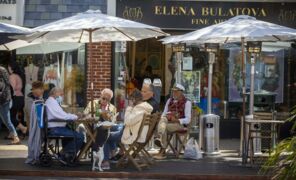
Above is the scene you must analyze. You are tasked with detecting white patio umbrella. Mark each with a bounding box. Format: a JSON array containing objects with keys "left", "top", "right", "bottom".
[
  {"left": 162, "top": 15, "right": 296, "bottom": 163},
  {"left": 14, "top": 9, "right": 168, "bottom": 116},
  {"left": 14, "top": 9, "right": 167, "bottom": 43},
  {"left": 16, "top": 42, "right": 81, "bottom": 54},
  {"left": 0, "top": 39, "right": 32, "bottom": 50},
  {"left": 0, "top": 22, "right": 31, "bottom": 34},
  {"left": 162, "top": 15, "right": 296, "bottom": 114},
  {"left": 163, "top": 15, "right": 296, "bottom": 44},
  {"left": 0, "top": 22, "right": 31, "bottom": 50}
]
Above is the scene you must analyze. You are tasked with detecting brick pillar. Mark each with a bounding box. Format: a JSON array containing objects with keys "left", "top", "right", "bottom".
[{"left": 86, "top": 42, "right": 112, "bottom": 102}]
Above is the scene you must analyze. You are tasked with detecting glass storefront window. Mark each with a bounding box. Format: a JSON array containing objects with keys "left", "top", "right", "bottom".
[
  {"left": 15, "top": 44, "right": 86, "bottom": 111},
  {"left": 113, "top": 42, "right": 128, "bottom": 122}
]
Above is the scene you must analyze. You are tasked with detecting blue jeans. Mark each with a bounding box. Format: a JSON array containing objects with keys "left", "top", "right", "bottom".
[
  {"left": 0, "top": 101, "right": 17, "bottom": 136},
  {"left": 48, "top": 127, "right": 84, "bottom": 154},
  {"left": 104, "top": 123, "right": 124, "bottom": 160}
]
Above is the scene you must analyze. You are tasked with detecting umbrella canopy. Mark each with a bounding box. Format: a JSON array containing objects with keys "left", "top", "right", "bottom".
[
  {"left": 0, "top": 22, "right": 31, "bottom": 34},
  {"left": 161, "top": 15, "right": 296, "bottom": 163},
  {"left": 0, "top": 39, "right": 37, "bottom": 51},
  {"left": 162, "top": 15, "right": 296, "bottom": 44},
  {"left": 13, "top": 9, "right": 168, "bottom": 116},
  {"left": 14, "top": 9, "right": 168, "bottom": 43},
  {"left": 0, "top": 22, "right": 31, "bottom": 48},
  {"left": 16, "top": 42, "right": 81, "bottom": 54}
]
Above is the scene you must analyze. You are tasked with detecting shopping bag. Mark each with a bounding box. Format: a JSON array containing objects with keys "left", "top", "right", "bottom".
[{"left": 183, "top": 137, "right": 203, "bottom": 160}]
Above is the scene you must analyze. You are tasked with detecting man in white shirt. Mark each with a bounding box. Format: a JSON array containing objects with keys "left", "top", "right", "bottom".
[
  {"left": 45, "top": 87, "right": 84, "bottom": 161},
  {"left": 154, "top": 83, "right": 192, "bottom": 159}
]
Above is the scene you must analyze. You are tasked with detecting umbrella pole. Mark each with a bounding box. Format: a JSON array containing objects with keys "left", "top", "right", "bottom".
[
  {"left": 131, "top": 42, "right": 136, "bottom": 78},
  {"left": 241, "top": 37, "right": 248, "bottom": 164},
  {"left": 175, "top": 52, "right": 182, "bottom": 84},
  {"left": 89, "top": 30, "right": 94, "bottom": 117}
]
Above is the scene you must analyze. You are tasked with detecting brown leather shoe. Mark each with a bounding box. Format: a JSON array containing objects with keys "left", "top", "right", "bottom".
[{"left": 154, "top": 153, "right": 167, "bottom": 160}]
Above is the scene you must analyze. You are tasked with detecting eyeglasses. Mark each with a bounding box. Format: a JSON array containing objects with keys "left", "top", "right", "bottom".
[{"left": 101, "top": 97, "right": 110, "bottom": 101}]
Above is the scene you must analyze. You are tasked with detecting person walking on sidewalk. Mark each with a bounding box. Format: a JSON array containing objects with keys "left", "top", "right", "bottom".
[
  {"left": 0, "top": 65, "right": 20, "bottom": 145},
  {"left": 8, "top": 61, "right": 27, "bottom": 139}
]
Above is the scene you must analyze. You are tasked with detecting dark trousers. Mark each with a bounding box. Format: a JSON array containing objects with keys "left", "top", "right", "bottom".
[
  {"left": 48, "top": 127, "right": 84, "bottom": 154},
  {"left": 10, "top": 96, "right": 25, "bottom": 127}
]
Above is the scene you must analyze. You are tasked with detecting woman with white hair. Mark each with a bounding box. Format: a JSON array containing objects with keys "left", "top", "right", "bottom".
[
  {"left": 83, "top": 88, "right": 120, "bottom": 170},
  {"left": 84, "top": 88, "right": 116, "bottom": 116},
  {"left": 45, "top": 87, "right": 84, "bottom": 163}
]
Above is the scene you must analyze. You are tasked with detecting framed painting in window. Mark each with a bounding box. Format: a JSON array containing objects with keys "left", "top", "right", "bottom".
[{"left": 148, "top": 53, "right": 161, "bottom": 70}]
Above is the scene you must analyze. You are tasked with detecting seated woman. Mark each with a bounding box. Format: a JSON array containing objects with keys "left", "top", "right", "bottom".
[
  {"left": 121, "top": 89, "right": 153, "bottom": 145},
  {"left": 45, "top": 87, "right": 84, "bottom": 163}
]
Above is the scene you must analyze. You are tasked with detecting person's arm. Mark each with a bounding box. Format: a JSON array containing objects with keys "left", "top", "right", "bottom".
[
  {"left": 161, "top": 98, "right": 170, "bottom": 117},
  {"left": 9, "top": 75, "right": 17, "bottom": 92},
  {"left": 178, "top": 101, "right": 192, "bottom": 125},
  {"left": 46, "top": 98, "right": 77, "bottom": 121},
  {"left": 83, "top": 101, "right": 92, "bottom": 114}
]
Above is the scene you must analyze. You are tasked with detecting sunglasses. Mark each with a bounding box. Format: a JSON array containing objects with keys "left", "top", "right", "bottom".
[{"left": 101, "top": 97, "right": 110, "bottom": 101}]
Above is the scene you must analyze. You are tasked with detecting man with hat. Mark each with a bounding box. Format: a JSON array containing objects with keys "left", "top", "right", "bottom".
[{"left": 154, "top": 83, "right": 192, "bottom": 159}]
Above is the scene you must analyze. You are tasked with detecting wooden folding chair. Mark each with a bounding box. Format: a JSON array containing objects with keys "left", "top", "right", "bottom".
[
  {"left": 117, "top": 112, "right": 160, "bottom": 171},
  {"left": 166, "top": 110, "right": 197, "bottom": 158},
  {"left": 136, "top": 112, "right": 161, "bottom": 165}
]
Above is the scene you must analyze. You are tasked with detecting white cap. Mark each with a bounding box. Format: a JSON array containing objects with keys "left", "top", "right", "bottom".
[{"left": 172, "top": 83, "right": 185, "bottom": 91}]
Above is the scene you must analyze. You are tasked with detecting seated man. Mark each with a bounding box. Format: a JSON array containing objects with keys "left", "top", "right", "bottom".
[
  {"left": 84, "top": 88, "right": 122, "bottom": 170},
  {"left": 45, "top": 87, "right": 84, "bottom": 162},
  {"left": 154, "top": 83, "right": 192, "bottom": 159},
  {"left": 141, "top": 83, "right": 159, "bottom": 113}
]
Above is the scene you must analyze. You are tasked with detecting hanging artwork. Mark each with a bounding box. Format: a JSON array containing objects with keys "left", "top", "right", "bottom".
[
  {"left": 148, "top": 53, "right": 160, "bottom": 70},
  {"left": 181, "top": 70, "right": 201, "bottom": 103},
  {"left": 228, "top": 48, "right": 284, "bottom": 103}
]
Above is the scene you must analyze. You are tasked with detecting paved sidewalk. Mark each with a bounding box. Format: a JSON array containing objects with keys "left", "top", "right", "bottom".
[{"left": 0, "top": 130, "right": 269, "bottom": 179}]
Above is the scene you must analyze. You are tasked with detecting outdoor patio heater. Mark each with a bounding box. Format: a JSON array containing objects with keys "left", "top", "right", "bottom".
[
  {"left": 199, "top": 43, "right": 220, "bottom": 155},
  {"left": 245, "top": 41, "right": 263, "bottom": 155}
]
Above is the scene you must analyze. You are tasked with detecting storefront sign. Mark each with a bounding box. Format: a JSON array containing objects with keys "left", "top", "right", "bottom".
[
  {"left": 0, "top": 0, "right": 24, "bottom": 25},
  {"left": 116, "top": 0, "right": 296, "bottom": 29}
]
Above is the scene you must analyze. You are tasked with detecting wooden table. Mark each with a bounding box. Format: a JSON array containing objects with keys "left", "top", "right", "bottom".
[
  {"left": 74, "top": 117, "right": 114, "bottom": 161},
  {"left": 74, "top": 117, "right": 99, "bottom": 160}
]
